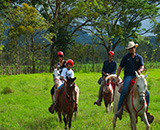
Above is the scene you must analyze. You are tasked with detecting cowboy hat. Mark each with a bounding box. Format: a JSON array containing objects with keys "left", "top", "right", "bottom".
[{"left": 125, "top": 41, "right": 138, "bottom": 49}]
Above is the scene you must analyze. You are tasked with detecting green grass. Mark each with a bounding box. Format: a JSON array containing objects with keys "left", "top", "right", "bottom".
[{"left": 0, "top": 70, "right": 160, "bottom": 130}]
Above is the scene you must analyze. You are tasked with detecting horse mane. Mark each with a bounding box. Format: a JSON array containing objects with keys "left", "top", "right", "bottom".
[
  {"left": 105, "top": 74, "right": 122, "bottom": 82},
  {"left": 133, "top": 79, "right": 138, "bottom": 98}
]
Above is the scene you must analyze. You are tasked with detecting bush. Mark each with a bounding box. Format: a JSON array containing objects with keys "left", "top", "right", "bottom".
[{"left": 1, "top": 87, "right": 14, "bottom": 94}]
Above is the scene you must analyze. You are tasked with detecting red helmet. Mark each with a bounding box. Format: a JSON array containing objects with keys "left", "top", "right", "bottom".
[
  {"left": 108, "top": 51, "right": 114, "bottom": 56},
  {"left": 57, "top": 51, "right": 64, "bottom": 56},
  {"left": 66, "top": 59, "right": 74, "bottom": 67}
]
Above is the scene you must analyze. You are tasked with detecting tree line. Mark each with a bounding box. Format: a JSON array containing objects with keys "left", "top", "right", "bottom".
[{"left": 0, "top": 0, "right": 160, "bottom": 74}]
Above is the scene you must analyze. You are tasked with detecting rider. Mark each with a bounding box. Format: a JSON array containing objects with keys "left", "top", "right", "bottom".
[
  {"left": 53, "top": 59, "right": 78, "bottom": 111},
  {"left": 50, "top": 51, "right": 66, "bottom": 103},
  {"left": 115, "top": 41, "right": 153, "bottom": 122},
  {"left": 94, "top": 51, "right": 117, "bottom": 106}
]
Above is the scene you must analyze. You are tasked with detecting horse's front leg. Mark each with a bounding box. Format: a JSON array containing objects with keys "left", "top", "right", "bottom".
[
  {"left": 63, "top": 114, "right": 68, "bottom": 129},
  {"left": 69, "top": 113, "right": 73, "bottom": 129},
  {"left": 112, "top": 114, "right": 117, "bottom": 130},
  {"left": 130, "top": 113, "right": 137, "bottom": 130},
  {"left": 141, "top": 113, "right": 150, "bottom": 130},
  {"left": 58, "top": 110, "right": 62, "bottom": 123}
]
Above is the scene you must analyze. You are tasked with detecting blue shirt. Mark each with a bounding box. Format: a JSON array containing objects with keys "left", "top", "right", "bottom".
[
  {"left": 102, "top": 60, "right": 117, "bottom": 77},
  {"left": 120, "top": 53, "right": 144, "bottom": 76}
]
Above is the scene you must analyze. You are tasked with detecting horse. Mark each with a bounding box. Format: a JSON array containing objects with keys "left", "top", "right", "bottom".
[
  {"left": 113, "top": 71, "right": 150, "bottom": 130},
  {"left": 52, "top": 68, "right": 79, "bottom": 118},
  {"left": 103, "top": 74, "right": 122, "bottom": 113},
  {"left": 52, "top": 68, "right": 62, "bottom": 104},
  {"left": 58, "top": 77, "right": 76, "bottom": 129}
]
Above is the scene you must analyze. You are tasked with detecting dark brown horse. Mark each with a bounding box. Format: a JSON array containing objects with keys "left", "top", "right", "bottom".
[{"left": 58, "top": 77, "right": 76, "bottom": 129}]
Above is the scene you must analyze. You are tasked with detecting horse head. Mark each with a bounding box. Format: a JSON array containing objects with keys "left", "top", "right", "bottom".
[
  {"left": 103, "top": 77, "right": 112, "bottom": 93},
  {"left": 66, "top": 77, "right": 76, "bottom": 103},
  {"left": 135, "top": 71, "right": 148, "bottom": 105},
  {"left": 53, "top": 68, "right": 61, "bottom": 87}
]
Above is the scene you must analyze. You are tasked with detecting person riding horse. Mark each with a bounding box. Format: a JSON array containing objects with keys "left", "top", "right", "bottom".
[
  {"left": 115, "top": 41, "right": 153, "bottom": 123},
  {"left": 94, "top": 51, "right": 117, "bottom": 106},
  {"left": 50, "top": 51, "right": 66, "bottom": 103},
  {"left": 53, "top": 59, "right": 78, "bottom": 112}
]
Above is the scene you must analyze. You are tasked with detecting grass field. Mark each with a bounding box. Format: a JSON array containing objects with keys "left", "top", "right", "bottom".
[{"left": 0, "top": 69, "right": 160, "bottom": 130}]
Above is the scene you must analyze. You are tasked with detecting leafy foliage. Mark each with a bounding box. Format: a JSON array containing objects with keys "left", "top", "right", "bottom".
[
  {"left": 1, "top": 87, "right": 14, "bottom": 94},
  {"left": 82, "top": 0, "right": 160, "bottom": 52}
]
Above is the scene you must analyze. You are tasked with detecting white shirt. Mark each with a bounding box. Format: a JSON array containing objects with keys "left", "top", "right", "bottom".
[{"left": 61, "top": 68, "right": 74, "bottom": 83}]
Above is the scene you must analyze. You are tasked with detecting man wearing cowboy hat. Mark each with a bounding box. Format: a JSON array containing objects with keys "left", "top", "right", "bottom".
[{"left": 115, "top": 41, "right": 153, "bottom": 123}]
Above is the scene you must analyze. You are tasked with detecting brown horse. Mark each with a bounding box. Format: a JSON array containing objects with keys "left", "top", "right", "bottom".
[
  {"left": 103, "top": 74, "right": 122, "bottom": 113},
  {"left": 58, "top": 77, "right": 76, "bottom": 129}
]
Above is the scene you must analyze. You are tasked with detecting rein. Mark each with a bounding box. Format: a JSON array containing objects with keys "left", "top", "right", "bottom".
[
  {"left": 54, "top": 78, "right": 60, "bottom": 82},
  {"left": 64, "top": 87, "right": 71, "bottom": 113},
  {"left": 131, "top": 86, "right": 147, "bottom": 118}
]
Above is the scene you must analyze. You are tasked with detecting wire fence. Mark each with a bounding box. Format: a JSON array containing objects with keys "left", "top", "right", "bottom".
[{"left": 0, "top": 62, "right": 159, "bottom": 75}]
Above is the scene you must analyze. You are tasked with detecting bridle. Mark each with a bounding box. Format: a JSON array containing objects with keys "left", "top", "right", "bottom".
[
  {"left": 131, "top": 79, "right": 147, "bottom": 118},
  {"left": 64, "top": 86, "right": 75, "bottom": 113}
]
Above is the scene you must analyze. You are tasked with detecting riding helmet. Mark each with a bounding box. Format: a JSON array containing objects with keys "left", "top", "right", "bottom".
[
  {"left": 66, "top": 59, "right": 74, "bottom": 67},
  {"left": 57, "top": 51, "right": 64, "bottom": 56},
  {"left": 108, "top": 51, "right": 114, "bottom": 57}
]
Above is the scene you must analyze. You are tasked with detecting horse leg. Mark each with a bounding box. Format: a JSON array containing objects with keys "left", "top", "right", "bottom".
[
  {"left": 108, "top": 103, "right": 112, "bottom": 113},
  {"left": 129, "top": 114, "right": 134, "bottom": 130},
  {"left": 63, "top": 114, "right": 68, "bottom": 129},
  {"left": 58, "top": 110, "right": 62, "bottom": 123},
  {"left": 74, "top": 111, "right": 77, "bottom": 120},
  {"left": 69, "top": 113, "right": 73, "bottom": 129},
  {"left": 130, "top": 113, "right": 137, "bottom": 130},
  {"left": 141, "top": 113, "right": 150, "bottom": 130},
  {"left": 112, "top": 114, "right": 117, "bottom": 130}
]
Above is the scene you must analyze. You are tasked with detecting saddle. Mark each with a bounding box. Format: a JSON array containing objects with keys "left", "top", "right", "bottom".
[{"left": 118, "top": 77, "right": 136, "bottom": 93}]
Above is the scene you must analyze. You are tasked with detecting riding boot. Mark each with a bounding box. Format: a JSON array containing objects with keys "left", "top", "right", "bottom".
[
  {"left": 146, "top": 112, "right": 154, "bottom": 124},
  {"left": 94, "top": 84, "right": 103, "bottom": 106},
  {"left": 115, "top": 107, "right": 123, "bottom": 120},
  {"left": 54, "top": 89, "right": 61, "bottom": 112},
  {"left": 48, "top": 104, "right": 54, "bottom": 114}
]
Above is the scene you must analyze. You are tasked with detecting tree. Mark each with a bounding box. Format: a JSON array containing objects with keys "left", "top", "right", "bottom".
[
  {"left": 5, "top": 3, "right": 53, "bottom": 73},
  {"left": 82, "top": 0, "right": 160, "bottom": 53},
  {"left": 4, "top": 0, "right": 96, "bottom": 70}
]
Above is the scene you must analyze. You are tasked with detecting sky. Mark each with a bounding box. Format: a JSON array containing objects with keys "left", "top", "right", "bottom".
[{"left": 141, "top": 19, "right": 155, "bottom": 36}]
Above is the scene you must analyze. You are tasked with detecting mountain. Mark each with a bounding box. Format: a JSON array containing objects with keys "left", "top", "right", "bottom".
[{"left": 74, "top": 30, "right": 159, "bottom": 50}]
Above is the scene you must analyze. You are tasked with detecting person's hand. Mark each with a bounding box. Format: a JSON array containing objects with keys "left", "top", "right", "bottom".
[
  {"left": 137, "top": 70, "right": 142, "bottom": 75},
  {"left": 102, "top": 76, "right": 105, "bottom": 79}
]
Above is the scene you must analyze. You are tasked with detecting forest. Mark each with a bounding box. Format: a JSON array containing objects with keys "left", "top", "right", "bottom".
[{"left": 0, "top": 0, "right": 160, "bottom": 74}]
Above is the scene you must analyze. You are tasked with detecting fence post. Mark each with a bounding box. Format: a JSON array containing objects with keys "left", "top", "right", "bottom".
[{"left": 3, "top": 66, "right": 5, "bottom": 75}]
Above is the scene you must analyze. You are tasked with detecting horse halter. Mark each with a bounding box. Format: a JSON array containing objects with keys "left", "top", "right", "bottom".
[
  {"left": 137, "top": 79, "right": 146, "bottom": 105},
  {"left": 65, "top": 87, "right": 75, "bottom": 104}
]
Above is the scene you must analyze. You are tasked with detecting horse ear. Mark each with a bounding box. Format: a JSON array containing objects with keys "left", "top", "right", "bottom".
[
  {"left": 135, "top": 71, "right": 139, "bottom": 78},
  {"left": 144, "top": 72, "right": 149, "bottom": 79}
]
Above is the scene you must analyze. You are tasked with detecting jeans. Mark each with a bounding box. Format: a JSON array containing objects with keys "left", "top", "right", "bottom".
[
  {"left": 117, "top": 75, "right": 150, "bottom": 111},
  {"left": 57, "top": 83, "right": 64, "bottom": 89}
]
